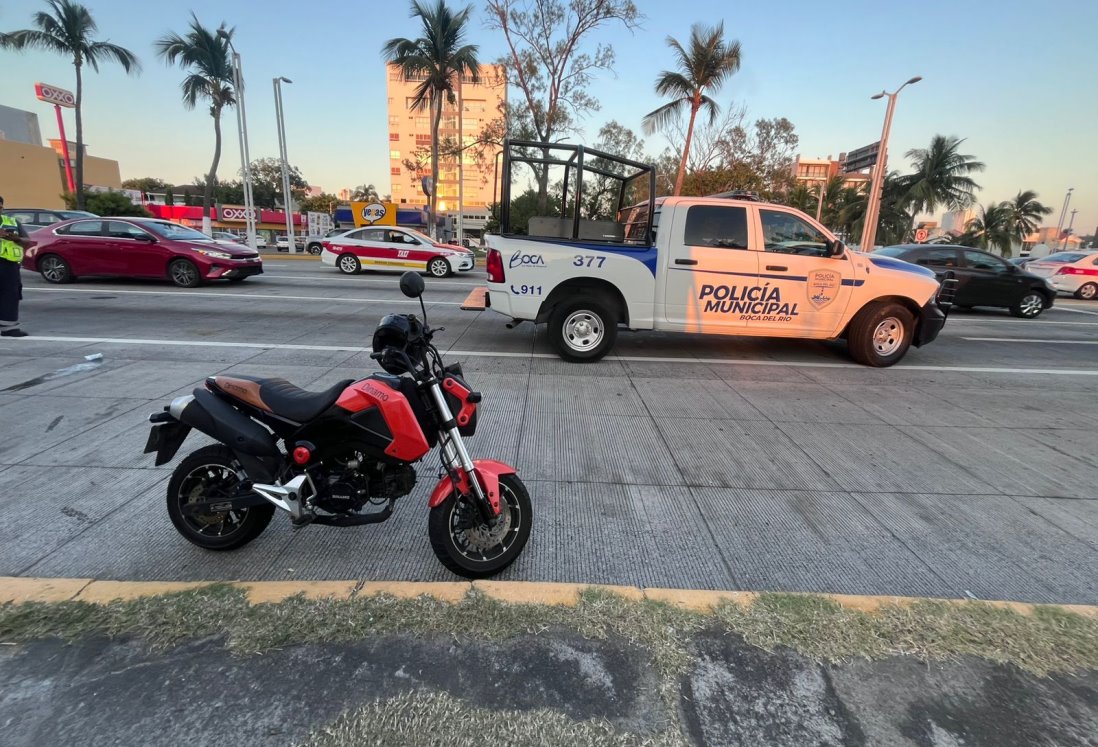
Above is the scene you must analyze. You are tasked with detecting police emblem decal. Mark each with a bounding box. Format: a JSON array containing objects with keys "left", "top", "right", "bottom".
[{"left": 807, "top": 269, "right": 841, "bottom": 310}]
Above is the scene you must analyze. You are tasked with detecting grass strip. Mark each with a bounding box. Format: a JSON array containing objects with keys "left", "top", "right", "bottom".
[{"left": 0, "top": 585, "right": 1094, "bottom": 677}]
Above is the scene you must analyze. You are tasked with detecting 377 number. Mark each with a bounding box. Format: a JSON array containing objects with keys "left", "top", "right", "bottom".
[{"left": 573, "top": 255, "right": 606, "bottom": 268}]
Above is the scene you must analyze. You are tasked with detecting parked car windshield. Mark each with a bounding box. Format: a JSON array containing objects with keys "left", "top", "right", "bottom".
[
  {"left": 144, "top": 221, "right": 212, "bottom": 241},
  {"left": 59, "top": 210, "right": 98, "bottom": 219}
]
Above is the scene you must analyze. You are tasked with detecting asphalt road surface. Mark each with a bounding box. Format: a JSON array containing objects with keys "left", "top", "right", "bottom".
[{"left": 2, "top": 258, "right": 1096, "bottom": 603}]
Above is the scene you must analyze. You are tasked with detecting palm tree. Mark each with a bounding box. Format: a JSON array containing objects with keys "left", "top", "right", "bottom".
[
  {"left": 156, "top": 15, "right": 236, "bottom": 234},
  {"left": 900, "top": 135, "right": 984, "bottom": 215},
  {"left": 841, "top": 173, "right": 913, "bottom": 247},
  {"left": 785, "top": 183, "right": 816, "bottom": 213},
  {"left": 351, "top": 184, "right": 381, "bottom": 202},
  {"left": 1, "top": 0, "right": 140, "bottom": 210},
  {"left": 1003, "top": 189, "right": 1052, "bottom": 249},
  {"left": 384, "top": 0, "right": 479, "bottom": 237},
  {"left": 642, "top": 23, "right": 742, "bottom": 196},
  {"left": 965, "top": 203, "right": 1013, "bottom": 256}
]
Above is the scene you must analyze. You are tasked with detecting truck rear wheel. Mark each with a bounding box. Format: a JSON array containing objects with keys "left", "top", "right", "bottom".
[
  {"left": 847, "top": 302, "right": 914, "bottom": 367},
  {"left": 549, "top": 297, "right": 618, "bottom": 362}
]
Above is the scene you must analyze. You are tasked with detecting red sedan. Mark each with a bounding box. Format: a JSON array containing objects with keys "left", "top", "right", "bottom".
[{"left": 21, "top": 217, "right": 263, "bottom": 287}]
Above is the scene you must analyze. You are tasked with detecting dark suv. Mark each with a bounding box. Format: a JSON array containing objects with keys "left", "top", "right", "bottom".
[
  {"left": 5, "top": 208, "right": 97, "bottom": 230},
  {"left": 877, "top": 244, "right": 1055, "bottom": 318}
]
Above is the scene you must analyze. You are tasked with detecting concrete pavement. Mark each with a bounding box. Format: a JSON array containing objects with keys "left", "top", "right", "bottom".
[{"left": 1, "top": 261, "right": 1096, "bottom": 603}]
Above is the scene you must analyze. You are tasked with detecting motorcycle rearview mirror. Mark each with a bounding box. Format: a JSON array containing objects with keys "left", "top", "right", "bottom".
[{"left": 400, "top": 271, "right": 425, "bottom": 299}]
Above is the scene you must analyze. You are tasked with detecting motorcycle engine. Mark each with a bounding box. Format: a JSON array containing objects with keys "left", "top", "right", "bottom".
[{"left": 312, "top": 455, "right": 417, "bottom": 515}]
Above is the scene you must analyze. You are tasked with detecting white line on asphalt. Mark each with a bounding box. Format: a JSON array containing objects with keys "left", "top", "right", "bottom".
[
  {"left": 1050, "top": 305, "right": 1098, "bottom": 316},
  {"left": 949, "top": 318, "right": 1098, "bottom": 327},
  {"left": 962, "top": 337, "right": 1098, "bottom": 345},
  {"left": 23, "top": 287, "right": 461, "bottom": 305},
  {"left": 11, "top": 336, "right": 1098, "bottom": 376},
  {"left": 257, "top": 274, "right": 482, "bottom": 289}
]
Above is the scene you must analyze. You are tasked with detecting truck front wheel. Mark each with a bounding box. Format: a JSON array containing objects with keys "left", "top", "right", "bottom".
[
  {"left": 549, "top": 297, "right": 618, "bottom": 362},
  {"left": 847, "top": 302, "right": 915, "bottom": 367}
]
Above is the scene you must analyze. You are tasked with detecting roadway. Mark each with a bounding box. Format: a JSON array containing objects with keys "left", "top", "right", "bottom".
[{"left": 1, "top": 258, "right": 1096, "bottom": 603}]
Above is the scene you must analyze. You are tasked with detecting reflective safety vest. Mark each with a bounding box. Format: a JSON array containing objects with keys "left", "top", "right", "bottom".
[{"left": 0, "top": 215, "right": 22, "bottom": 263}]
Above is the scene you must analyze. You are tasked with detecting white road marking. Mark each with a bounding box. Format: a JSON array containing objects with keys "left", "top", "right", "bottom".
[
  {"left": 962, "top": 337, "right": 1098, "bottom": 345},
  {"left": 949, "top": 318, "right": 1098, "bottom": 327},
  {"left": 23, "top": 287, "right": 461, "bottom": 305},
  {"left": 1050, "top": 305, "right": 1098, "bottom": 316},
  {"left": 10, "top": 336, "right": 1098, "bottom": 376},
  {"left": 257, "top": 274, "right": 483, "bottom": 289}
]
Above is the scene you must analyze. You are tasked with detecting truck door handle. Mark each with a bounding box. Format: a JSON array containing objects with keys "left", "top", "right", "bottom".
[
  {"left": 765, "top": 265, "right": 788, "bottom": 271},
  {"left": 675, "top": 258, "right": 698, "bottom": 266}
]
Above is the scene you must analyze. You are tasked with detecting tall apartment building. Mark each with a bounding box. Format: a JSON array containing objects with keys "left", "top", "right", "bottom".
[
  {"left": 385, "top": 62, "right": 506, "bottom": 210},
  {"left": 791, "top": 154, "right": 871, "bottom": 191}
]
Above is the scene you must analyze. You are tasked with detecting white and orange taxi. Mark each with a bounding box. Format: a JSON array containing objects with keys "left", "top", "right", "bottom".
[{"left": 321, "top": 226, "right": 474, "bottom": 277}]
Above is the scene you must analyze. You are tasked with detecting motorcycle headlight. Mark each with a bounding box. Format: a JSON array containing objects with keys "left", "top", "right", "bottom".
[{"left": 195, "top": 248, "right": 232, "bottom": 260}]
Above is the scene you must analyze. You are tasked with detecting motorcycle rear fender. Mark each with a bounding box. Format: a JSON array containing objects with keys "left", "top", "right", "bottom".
[{"left": 428, "top": 459, "right": 518, "bottom": 515}]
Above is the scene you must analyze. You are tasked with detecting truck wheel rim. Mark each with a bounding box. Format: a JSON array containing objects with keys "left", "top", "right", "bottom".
[
  {"left": 563, "top": 310, "right": 604, "bottom": 352},
  {"left": 339, "top": 256, "right": 357, "bottom": 273},
  {"left": 1019, "top": 294, "right": 1043, "bottom": 316},
  {"left": 871, "top": 317, "right": 904, "bottom": 356}
]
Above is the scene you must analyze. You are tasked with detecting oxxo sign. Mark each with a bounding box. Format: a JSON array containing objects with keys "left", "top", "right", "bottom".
[
  {"left": 220, "top": 206, "right": 257, "bottom": 222},
  {"left": 34, "top": 82, "right": 76, "bottom": 108}
]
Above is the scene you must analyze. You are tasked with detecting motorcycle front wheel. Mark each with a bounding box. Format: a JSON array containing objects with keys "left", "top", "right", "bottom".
[
  {"left": 428, "top": 473, "right": 532, "bottom": 578},
  {"left": 166, "top": 445, "right": 275, "bottom": 551}
]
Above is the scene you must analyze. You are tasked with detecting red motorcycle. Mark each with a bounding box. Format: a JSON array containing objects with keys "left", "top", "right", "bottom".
[{"left": 144, "top": 272, "right": 531, "bottom": 578}]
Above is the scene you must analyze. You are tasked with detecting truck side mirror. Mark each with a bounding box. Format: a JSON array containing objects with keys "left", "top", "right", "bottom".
[{"left": 827, "top": 239, "right": 845, "bottom": 257}]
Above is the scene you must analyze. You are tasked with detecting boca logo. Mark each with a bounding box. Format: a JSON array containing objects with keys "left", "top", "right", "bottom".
[
  {"left": 807, "top": 269, "right": 841, "bottom": 310},
  {"left": 509, "top": 251, "right": 545, "bottom": 269}
]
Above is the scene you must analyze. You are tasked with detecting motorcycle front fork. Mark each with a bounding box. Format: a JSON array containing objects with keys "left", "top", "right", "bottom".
[{"left": 427, "top": 379, "right": 495, "bottom": 522}]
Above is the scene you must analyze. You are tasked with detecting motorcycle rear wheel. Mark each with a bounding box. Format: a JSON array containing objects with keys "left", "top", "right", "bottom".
[
  {"left": 166, "top": 445, "right": 274, "bottom": 551},
  {"left": 428, "top": 474, "right": 532, "bottom": 578}
]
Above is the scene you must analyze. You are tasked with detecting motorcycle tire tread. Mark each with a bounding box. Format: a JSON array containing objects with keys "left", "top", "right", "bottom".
[
  {"left": 166, "top": 445, "right": 275, "bottom": 551},
  {"left": 427, "top": 473, "right": 532, "bottom": 579}
]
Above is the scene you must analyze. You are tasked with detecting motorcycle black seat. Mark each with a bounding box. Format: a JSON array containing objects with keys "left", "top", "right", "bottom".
[{"left": 209, "top": 375, "right": 354, "bottom": 423}]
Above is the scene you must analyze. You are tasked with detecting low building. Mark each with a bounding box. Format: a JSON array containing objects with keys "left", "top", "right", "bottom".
[
  {"left": 145, "top": 204, "right": 305, "bottom": 243},
  {"left": 0, "top": 104, "right": 121, "bottom": 208}
]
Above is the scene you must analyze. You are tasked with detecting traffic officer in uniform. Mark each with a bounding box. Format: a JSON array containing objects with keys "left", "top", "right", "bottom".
[{"left": 0, "top": 195, "right": 35, "bottom": 337}]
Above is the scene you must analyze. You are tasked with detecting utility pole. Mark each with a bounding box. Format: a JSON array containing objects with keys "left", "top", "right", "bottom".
[
  {"left": 1063, "top": 208, "right": 1078, "bottom": 250},
  {"left": 220, "top": 30, "right": 257, "bottom": 250},
  {"left": 274, "top": 76, "right": 295, "bottom": 252},
  {"left": 859, "top": 76, "right": 922, "bottom": 252}
]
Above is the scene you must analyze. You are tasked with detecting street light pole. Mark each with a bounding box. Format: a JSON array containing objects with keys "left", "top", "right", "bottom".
[
  {"left": 1064, "top": 208, "right": 1078, "bottom": 250},
  {"left": 220, "top": 30, "right": 257, "bottom": 250},
  {"left": 1054, "top": 187, "right": 1074, "bottom": 250},
  {"left": 274, "top": 77, "right": 295, "bottom": 253},
  {"left": 859, "top": 76, "right": 921, "bottom": 252},
  {"left": 457, "top": 74, "right": 464, "bottom": 247}
]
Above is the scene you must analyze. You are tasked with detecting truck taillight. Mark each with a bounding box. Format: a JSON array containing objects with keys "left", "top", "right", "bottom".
[{"left": 486, "top": 248, "right": 505, "bottom": 282}]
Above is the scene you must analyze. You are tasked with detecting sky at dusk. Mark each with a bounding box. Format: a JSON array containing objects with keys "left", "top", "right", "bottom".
[{"left": 1, "top": 0, "right": 1095, "bottom": 234}]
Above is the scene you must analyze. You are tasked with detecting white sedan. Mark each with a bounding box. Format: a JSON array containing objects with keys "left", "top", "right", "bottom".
[
  {"left": 320, "top": 226, "right": 475, "bottom": 277},
  {"left": 1025, "top": 250, "right": 1098, "bottom": 300}
]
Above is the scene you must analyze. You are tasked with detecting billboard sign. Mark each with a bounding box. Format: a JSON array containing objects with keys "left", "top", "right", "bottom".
[
  {"left": 352, "top": 201, "right": 397, "bottom": 227},
  {"left": 34, "top": 82, "right": 76, "bottom": 108},
  {"left": 843, "top": 141, "right": 880, "bottom": 173},
  {"left": 307, "top": 211, "right": 332, "bottom": 236},
  {"left": 219, "top": 205, "right": 258, "bottom": 222}
]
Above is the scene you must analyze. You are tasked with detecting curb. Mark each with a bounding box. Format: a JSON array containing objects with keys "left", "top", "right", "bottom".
[
  {"left": 1, "top": 577, "right": 1095, "bottom": 617},
  {"left": 260, "top": 253, "right": 318, "bottom": 261}
]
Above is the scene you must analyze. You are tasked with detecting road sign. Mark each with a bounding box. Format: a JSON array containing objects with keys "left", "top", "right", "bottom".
[
  {"left": 914, "top": 228, "right": 929, "bottom": 242},
  {"left": 843, "top": 142, "right": 880, "bottom": 173}
]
